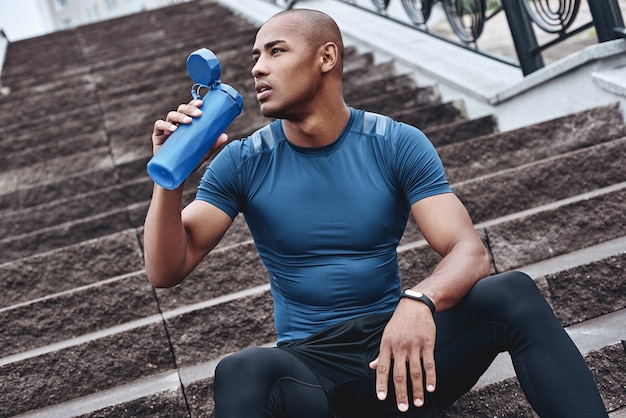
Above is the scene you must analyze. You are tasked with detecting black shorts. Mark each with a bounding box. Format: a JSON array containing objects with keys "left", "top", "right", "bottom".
[{"left": 278, "top": 311, "right": 412, "bottom": 417}]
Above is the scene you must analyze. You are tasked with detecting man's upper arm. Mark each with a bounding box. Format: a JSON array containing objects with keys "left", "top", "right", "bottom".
[
  {"left": 181, "top": 199, "right": 233, "bottom": 266},
  {"left": 409, "top": 192, "right": 491, "bottom": 309},
  {"left": 410, "top": 193, "right": 480, "bottom": 257}
]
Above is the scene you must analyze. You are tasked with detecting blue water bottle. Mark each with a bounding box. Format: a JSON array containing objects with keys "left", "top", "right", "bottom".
[{"left": 147, "top": 48, "right": 244, "bottom": 190}]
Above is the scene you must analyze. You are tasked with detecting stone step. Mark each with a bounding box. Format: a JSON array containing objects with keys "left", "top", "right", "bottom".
[
  {"left": 0, "top": 213, "right": 251, "bottom": 310},
  {"left": 0, "top": 103, "right": 104, "bottom": 155},
  {"left": 483, "top": 184, "right": 626, "bottom": 272},
  {"left": 439, "top": 103, "right": 626, "bottom": 183},
  {"left": 0, "top": 321, "right": 176, "bottom": 418},
  {"left": 352, "top": 63, "right": 409, "bottom": 94},
  {"left": 537, "top": 246, "right": 626, "bottom": 328},
  {"left": 389, "top": 99, "right": 468, "bottom": 129},
  {"left": 423, "top": 114, "right": 499, "bottom": 147},
  {"left": 0, "top": 147, "right": 114, "bottom": 196},
  {"left": 455, "top": 135, "right": 626, "bottom": 224},
  {"left": 0, "top": 271, "right": 157, "bottom": 358},
  {"left": 0, "top": 74, "right": 100, "bottom": 143},
  {"left": 18, "top": 374, "right": 189, "bottom": 418},
  {"left": 0, "top": 178, "right": 153, "bottom": 239},
  {"left": 0, "top": 164, "right": 119, "bottom": 213},
  {"left": 0, "top": 240, "right": 265, "bottom": 359},
  {"left": 0, "top": 2, "right": 250, "bottom": 86},
  {"left": 611, "top": 407, "right": 626, "bottom": 418},
  {"left": 353, "top": 88, "right": 453, "bottom": 119},
  {"left": 343, "top": 72, "right": 426, "bottom": 102},
  {"left": 0, "top": 30, "right": 89, "bottom": 85},
  {"left": 0, "top": 229, "right": 143, "bottom": 311},
  {"left": 0, "top": 129, "right": 108, "bottom": 173}
]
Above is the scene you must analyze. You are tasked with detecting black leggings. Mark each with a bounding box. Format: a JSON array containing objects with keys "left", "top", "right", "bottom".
[{"left": 213, "top": 271, "right": 607, "bottom": 417}]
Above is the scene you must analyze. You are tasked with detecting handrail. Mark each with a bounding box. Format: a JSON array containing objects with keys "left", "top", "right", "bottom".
[{"left": 278, "top": 0, "right": 625, "bottom": 75}]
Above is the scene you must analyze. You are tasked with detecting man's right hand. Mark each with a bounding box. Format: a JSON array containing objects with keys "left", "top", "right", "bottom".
[
  {"left": 152, "top": 99, "right": 203, "bottom": 153},
  {"left": 151, "top": 99, "right": 229, "bottom": 169}
]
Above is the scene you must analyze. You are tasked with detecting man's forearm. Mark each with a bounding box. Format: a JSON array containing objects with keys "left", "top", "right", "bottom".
[
  {"left": 143, "top": 184, "right": 190, "bottom": 288},
  {"left": 410, "top": 238, "right": 491, "bottom": 312}
]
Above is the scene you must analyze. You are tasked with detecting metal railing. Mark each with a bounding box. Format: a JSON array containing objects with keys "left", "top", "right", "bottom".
[{"left": 278, "top": 0, "right": 625, "bottom": 75}]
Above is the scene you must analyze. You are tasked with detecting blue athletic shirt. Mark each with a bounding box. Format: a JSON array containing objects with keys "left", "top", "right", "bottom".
[{"left": 196, "top": 107, "right": 452, "bottom": 343}]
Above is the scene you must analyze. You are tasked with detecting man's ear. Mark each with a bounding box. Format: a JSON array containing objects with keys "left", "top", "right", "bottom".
[{"left": 320, "top": 42, "right": 339, "bottom": 74}]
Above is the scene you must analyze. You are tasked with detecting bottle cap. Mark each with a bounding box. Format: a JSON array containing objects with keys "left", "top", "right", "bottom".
[{"left": 187, "top": 48, "right": 221, "bottom": 86}]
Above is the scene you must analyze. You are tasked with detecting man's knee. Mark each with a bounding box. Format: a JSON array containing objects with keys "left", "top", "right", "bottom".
[
  {"left": 469, "top": 271, "right": 551, "bottom": 320},
  {"left": 215, "top": 347, "right": 267, "bottom": 386},
  {"left": 477, "top": 270, "right": 536, "bottom": 296}
]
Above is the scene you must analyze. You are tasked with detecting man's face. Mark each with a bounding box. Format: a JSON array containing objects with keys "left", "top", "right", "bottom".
[{"left": 251, "top": 15, "right": 322, "bottom": 119}]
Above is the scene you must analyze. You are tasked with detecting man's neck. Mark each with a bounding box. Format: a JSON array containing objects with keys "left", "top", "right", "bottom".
[{"left": 283, "top": 102, "right": 351, "bottom": 148}]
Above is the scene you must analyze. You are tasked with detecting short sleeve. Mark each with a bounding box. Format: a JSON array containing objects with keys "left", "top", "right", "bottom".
[
  {"left": 391, "top": 122, "right": 452, "bottom": 205},
  {"left": 196, "top": 142, "right": 242, "bottom": 220}
]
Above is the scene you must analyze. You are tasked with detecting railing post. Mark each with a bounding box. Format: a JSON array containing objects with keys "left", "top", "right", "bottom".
[
  {"left": 586, "top": 0, "right": 626, "bottom": 42},
  {"left": 500, "top": 0, "right": 544, "bottom": 76}
]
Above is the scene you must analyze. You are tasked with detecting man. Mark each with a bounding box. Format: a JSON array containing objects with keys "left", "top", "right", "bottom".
[{"left": 145, "top": 8, "right": 607, "bottom": 418}]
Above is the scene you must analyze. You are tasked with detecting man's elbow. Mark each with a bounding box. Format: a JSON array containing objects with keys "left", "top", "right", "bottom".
[
  {"left": 146, "top": 274, "right": 173, "bottom": 289},
  {"left": 145, "top": 264, "right": 184, "bottom": 289},
  {"left": 476, "top": 244, "right": 493, "bottom": 277},
  {"left": 149, "top": 278, "right": 177, "bottom": 289}
]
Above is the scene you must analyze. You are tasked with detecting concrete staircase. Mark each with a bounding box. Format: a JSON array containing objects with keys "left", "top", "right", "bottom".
[{"left": 0, "top": 1, "right": 624, "bottom": 417}]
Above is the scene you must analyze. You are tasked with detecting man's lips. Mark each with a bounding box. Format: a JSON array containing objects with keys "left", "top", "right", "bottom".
[{"left": 255, "top": 82, "right": 271, "bottom": 101}]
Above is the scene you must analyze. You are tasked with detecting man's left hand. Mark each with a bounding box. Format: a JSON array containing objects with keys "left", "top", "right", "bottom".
[{"left": 369, "top": 298, "right": 436, "bottom": 412}]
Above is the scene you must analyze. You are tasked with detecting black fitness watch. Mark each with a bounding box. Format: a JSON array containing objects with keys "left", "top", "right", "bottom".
[{"left": 401, "top": 289, "right": 436, "bottom": 315}]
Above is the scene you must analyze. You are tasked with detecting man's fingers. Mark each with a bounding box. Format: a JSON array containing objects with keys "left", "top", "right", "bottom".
[
  {"left": 166, "top": 110, "right": 193, "bottom": 126},
  {"left": 369, "top": 356, "right": 389, "bottom": 401},
  {"left": 393, "top": 358, "right": 409, "bottom": 412},
  {"left": 164, "top": 101, "right": 203, "bottom": 126},
  {"left": 154, "top": 119, "right": 177, "bottom": 135},
  {"left": 408, "top": 354, "right": 425, "bottom": 407},
  {"left": 422, "top": 349, "right": 437, "bottom": 394},
  {"left": 372, "top": 350, "right": 437, "bottom": 412},
  {"left": 176, "top": 100, "right": 203, "bottom": 118}
]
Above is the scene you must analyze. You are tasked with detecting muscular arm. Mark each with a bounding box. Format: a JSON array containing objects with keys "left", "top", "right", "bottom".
[
  {"left": 371, "top": 192, "right": 491, "bottom": 412},
  {"left": 143, "top": 99, "right": 233, "bottom": 288},
  {"left": 144, "top": 189, "right": 232, "bottom": 288},
  {"left": 409, "top": 192, "right": 492, "bottom": 309}
]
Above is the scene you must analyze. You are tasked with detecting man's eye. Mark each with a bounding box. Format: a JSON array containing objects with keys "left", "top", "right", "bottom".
[{"left": 271, "top": 48, "right": 282, "bottom": 54}]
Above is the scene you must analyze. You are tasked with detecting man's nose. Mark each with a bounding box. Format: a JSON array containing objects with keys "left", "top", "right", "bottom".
[{"left": 251, "top": 56, "right": 266, "bottom": 78}]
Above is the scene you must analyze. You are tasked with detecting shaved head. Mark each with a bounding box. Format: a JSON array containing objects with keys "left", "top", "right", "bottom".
[{"left": 265, "top": 9, "right": 344, "bottom": 60}]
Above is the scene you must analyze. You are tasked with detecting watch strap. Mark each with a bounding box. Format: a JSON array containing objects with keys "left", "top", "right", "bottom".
[{"left": 401, "top": 289, "right": 436, "bottom": 315}]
